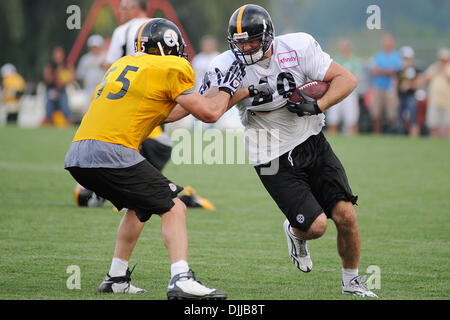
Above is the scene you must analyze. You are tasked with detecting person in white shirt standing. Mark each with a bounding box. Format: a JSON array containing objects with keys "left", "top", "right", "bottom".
[
  {"left": 76, "top": 34, "right": 106, "bottom": 113},
  {"left": 103, "top": 0, "right": 149, "bottom": 69},
  {"left": 169, "top": 4, "right": 378, "bottom": 298},
  {"left": 191, "top": 35, "right": 220, "bottom": 92}
]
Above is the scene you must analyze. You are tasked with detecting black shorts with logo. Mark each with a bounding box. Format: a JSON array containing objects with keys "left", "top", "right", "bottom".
[
  {"left": 66, "top": 160, "right": 183, "bottom": 222},
  {"left": 255, "top": 132, "right": 357, "bottom": 232}
]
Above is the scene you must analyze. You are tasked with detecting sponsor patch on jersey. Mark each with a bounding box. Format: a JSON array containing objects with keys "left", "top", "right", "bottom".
[
  {"left": 277, "top": 50, "right": 299, "bottom": 69},
  {"left": 296, "top": 213, "right": 305, "bottom": 224}
]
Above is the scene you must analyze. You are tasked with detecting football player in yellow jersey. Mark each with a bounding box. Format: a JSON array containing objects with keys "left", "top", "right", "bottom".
[
  {"left": 64, "top": 18, "right": 244, "bottom": 299},
  {"left": 76, "top": 0, "right": 214, "bottom": 211}
]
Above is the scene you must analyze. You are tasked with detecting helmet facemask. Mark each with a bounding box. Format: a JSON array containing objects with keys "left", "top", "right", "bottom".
[
  {"left": 229, "top": 31, "right": 272, "bottom": 65},
  {"left": 228, "top": 19, "right": 273, "bottom": 65}
]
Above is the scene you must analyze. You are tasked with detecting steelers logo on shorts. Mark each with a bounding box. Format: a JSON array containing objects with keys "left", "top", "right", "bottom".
[{"left": 296, "top": 214, "right": 305, "bottom": 224}]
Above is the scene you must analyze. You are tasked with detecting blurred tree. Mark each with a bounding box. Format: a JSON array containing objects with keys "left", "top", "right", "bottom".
[
  {"left": 90, "top": 5, "right": 117, "bottom": 38},
  {"left": 1, "top": 0, "right": 94, "bottom": 82},
  {"left": 1, "top": 0, "right": 448, "bottom": 83}
]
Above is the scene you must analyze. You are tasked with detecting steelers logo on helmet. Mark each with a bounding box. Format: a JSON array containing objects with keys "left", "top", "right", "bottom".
[
  {"left": 134, "top": 18, "right": 187, "bottom": 58},
  {"left": 227, "top": 4, "right": 274, "bottom": 65},
  {"left": 163, "top": 29, "right": 179, "bottom": 47}
]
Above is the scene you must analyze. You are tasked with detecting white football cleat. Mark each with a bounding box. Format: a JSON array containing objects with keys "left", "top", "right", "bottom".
[
  {"left": 342, "top": 275, "right": 378, "bottom": 298},
  {"left": 167, "top": 269, "right": 227, "bottom": 300},
  {"left": 283, "top": 219, "right": 312, "bottom": 272},
  {"left": 97, "top": 266, "right": 147, "bottom": 294}
]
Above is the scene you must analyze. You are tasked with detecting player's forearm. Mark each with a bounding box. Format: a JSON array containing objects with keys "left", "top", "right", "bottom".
[
  {"left": 229, "top": 87, "right": 249, "bottom": 108},
  {"left": 164, "top": 104, "right": 190, "bottom": 123},
  {"left": 175, "top": 91, "right": 231, "bottom": 123},
  {"left": 318, "top": 73, "right": 357, "bottom": 111},
  {"left": 207, "top": 91, "right": 233, "bottom": 121},
  {"left": 318, "top": 61, "right": 357, "bottom": 111},
  {"left": 205, "top": 86, "right": 248, "bottom": 110}
]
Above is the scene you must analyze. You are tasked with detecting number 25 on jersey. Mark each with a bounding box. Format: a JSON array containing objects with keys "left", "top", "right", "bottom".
[{"left": 95, "top": 65, "right": 139, "bottom": 101}]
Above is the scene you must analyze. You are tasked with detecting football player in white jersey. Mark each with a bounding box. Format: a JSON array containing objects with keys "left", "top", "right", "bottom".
[{"left": 169, "top": 4, "right": 378, "bottom": 298}]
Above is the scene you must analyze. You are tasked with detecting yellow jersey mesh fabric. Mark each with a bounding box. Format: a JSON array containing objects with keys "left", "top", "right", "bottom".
[{"left": 73, "top": 53, "right": 194, "bottom": 151}]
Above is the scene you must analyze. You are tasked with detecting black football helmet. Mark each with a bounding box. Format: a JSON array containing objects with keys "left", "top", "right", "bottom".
[
  {"left": 227, "top": 4, "right": 274, "bottom": 65},
  {"left": 134, "top": 18, "right": 187, "bottom": 58}
]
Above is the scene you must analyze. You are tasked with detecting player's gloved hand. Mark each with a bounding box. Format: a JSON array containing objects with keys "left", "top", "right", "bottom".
[
  {"left": 216, "top": 60, "right": 246, "bottom": 96},
  {"left": 248, "top": 82, "right": 274, "bottom": 98},
  {"left": 285, "top": 90, "right": 322, "bottom": 117}
]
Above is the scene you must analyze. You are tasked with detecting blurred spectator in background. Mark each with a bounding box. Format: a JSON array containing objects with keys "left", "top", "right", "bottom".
[
  {"left": 1, "top": 63, "right": 26, "bottom": 124},
  {"left": 76, "top": 35, "right": 106, "bottom": 113},
  {"left": 370, "top": 33, "right": 403, "bottom": 134},
  {"left": 424, "top": 47, "right": 450, "bottom": 139},
  {"left": 103, "top": 0, "right": 149, "bottom": 70},
  {"left": 396, "top": 46, "right": 424, "bottom": 138},
  {"left": 186, "top": 36, "right": 220, "bottom": 130},
  {"left": 326, "top": 40, "right": 360, "bottom": 136},
  {"left": 191, "top": 35, "right": 219, "bottom": 92},
  {"left": 42, "top": 46, "right": 75, "bottom": 126}
]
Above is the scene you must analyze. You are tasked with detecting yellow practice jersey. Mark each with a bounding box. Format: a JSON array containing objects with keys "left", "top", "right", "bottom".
[
  {"left": 2, "top": 73, "right": 26, "bottom": 102},
  {"left": 148, "top": 125, "right": 163, "bottom": 139},
  {"left": 73, "top": 53, "right": 194, "bottom": 151}
]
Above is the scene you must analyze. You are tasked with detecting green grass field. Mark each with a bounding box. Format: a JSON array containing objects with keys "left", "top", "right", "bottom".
[{"left": 0, "top": 125, "right": 449, "bottom": 300}]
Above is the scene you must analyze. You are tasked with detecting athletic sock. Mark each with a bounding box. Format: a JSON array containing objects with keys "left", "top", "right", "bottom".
[
  {"left": 342, "top": 268, "right": 359, "bottom": 286},
  {"left": 171, "top": 260, "right": 189, "bottom": 279},
  {"left": 109, "top": 257, "right": 129, "bottom": 277}
]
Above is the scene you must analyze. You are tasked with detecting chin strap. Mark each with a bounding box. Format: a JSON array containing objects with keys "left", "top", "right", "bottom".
[{"left": 157, "top": 42, "right": 166, "bottom": 56}]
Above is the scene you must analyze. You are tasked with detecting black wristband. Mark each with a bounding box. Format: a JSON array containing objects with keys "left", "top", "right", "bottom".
[
  {"left": 248, "top": 85, "right": 257, "bottom": 97},
  {"left": 313, "top": 103, "right": 322, "bottom": 114},
  {"left": 219, "top": 87, "right": 233, "bottom": 96}
]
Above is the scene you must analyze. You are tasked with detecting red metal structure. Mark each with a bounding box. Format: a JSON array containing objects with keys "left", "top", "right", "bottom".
[{"left": 67, "top": 0, "right": 195, "bottom": 67}]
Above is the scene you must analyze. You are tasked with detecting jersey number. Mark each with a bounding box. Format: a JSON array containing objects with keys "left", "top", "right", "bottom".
[
  {"left": 95, "top": 65, "right": 139, "bottom": 100},
  {"left": 251, "top": 72, "right": 296, "bottom": 106}
]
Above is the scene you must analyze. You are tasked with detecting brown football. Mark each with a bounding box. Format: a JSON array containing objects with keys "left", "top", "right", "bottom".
[{"left": 289, "top": 81, "right": 330, "bottom": 103}]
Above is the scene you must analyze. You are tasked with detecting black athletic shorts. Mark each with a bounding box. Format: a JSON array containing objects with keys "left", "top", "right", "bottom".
[
  {"left": 66, "top": 160, "right": 183, "bottom": 222},
  {"left": 255, "top": 132, "right": 357, "bottom": 232},
  {"left": 139, "top": 138, "right": 172, "bottom": 172}
]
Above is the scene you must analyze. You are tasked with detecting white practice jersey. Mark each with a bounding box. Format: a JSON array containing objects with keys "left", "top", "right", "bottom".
[
  {"left": 105, "top": 18, "right": 150, "bottom": 65},
  {"left": 203, "top": 32, "right": 333, "bottom": 165}
]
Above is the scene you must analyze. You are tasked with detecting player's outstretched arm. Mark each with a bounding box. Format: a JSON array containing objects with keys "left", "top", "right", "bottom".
[
  {"left": 175, "top": 91, "right": 232, "bottom": 123},
  {"left": 174, "top": 60, "right": 245, "bottom": 123},
  {"left": 164, "top": 104, "right": 190, "bottom": 123},
  {"left": 165, "top": 81, "right": 249, "bottom": 124},
  {"left": 318, "top": 61, "right": 357, "bottom": 112},
  {"left": 202, "top": 86, "right": 250, "bottom": 109}
]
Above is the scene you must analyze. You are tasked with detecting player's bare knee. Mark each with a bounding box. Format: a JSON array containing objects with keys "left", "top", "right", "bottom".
[
  {"left": 172, "top": 197, "right": 187, "bottom": 216},
  {"left": 308, "top": 213, "right": 327, "bottom": 238},
  {"left": 294, "top": 213, "right": 327, "bottom": 239},
  {"left": 159, "top": 198, "right": 187, "bottom": 221},
  {"left": 332, "top": 201, "right": 357, "bottom": 227}
]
